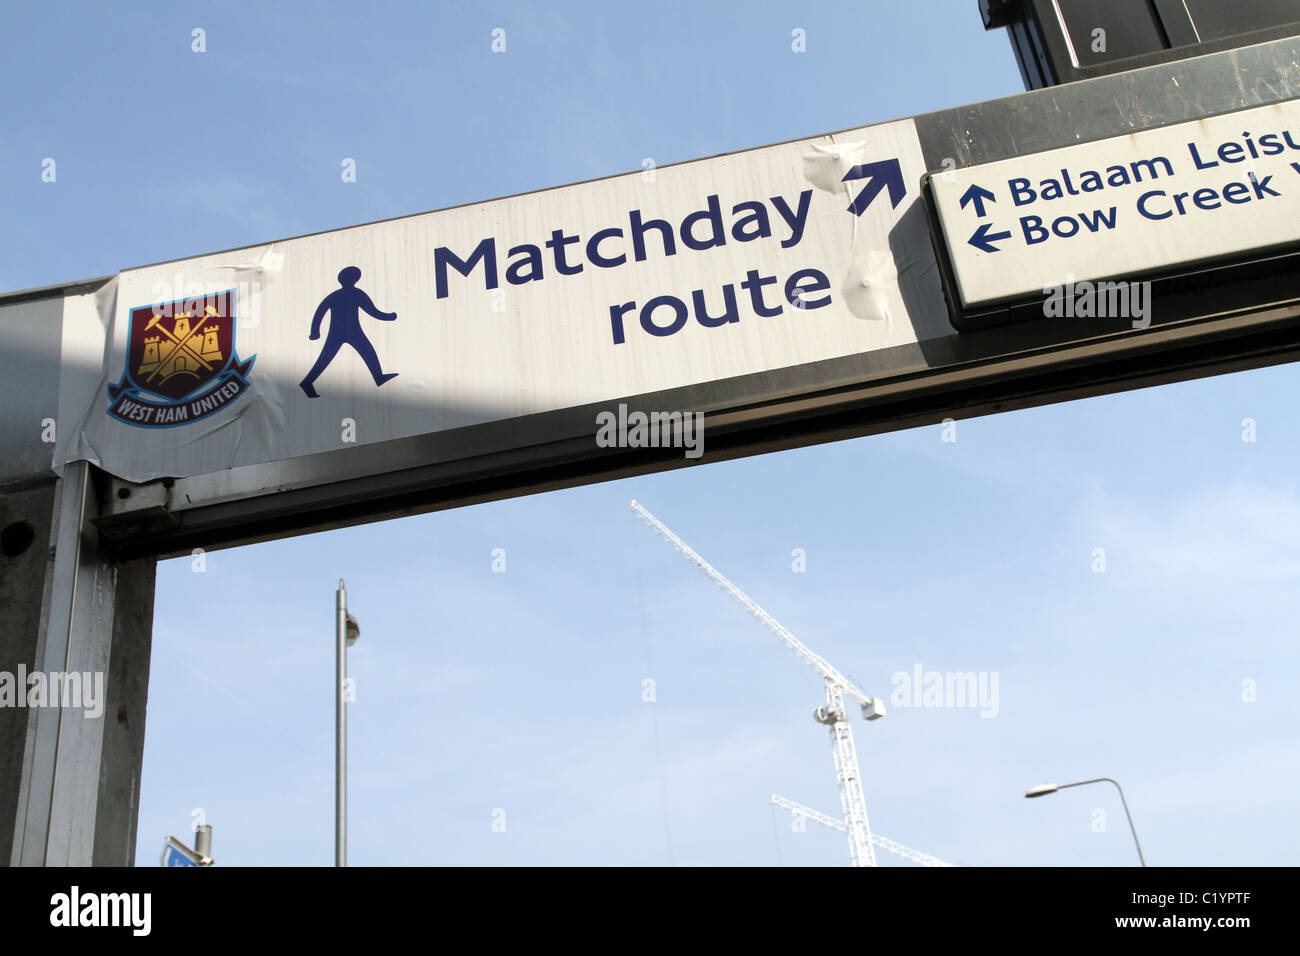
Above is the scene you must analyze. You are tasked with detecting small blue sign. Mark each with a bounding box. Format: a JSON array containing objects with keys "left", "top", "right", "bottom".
[{"left": 161, "top": 836, "right": 201, "bottom": 867}]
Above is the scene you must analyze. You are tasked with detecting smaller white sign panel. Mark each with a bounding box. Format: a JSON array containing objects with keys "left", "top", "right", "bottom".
[{"left": 929, "top": 98, "right": 1300, "bottom": 311}]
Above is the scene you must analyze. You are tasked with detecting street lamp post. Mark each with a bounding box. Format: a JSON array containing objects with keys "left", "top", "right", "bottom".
[
  {"left": 1025, "top": 777, "right": 1146, "bottom": 866},
  {"left": 336, "top": 580, "right": 359, "bottom": 867}
]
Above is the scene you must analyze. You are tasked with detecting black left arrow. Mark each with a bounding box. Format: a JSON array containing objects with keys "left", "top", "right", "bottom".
[{"left": 968, "top": 222, "right": 1012, "bottom": 253}]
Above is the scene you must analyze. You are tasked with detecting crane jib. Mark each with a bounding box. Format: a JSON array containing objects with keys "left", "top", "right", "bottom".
[{"left": 630, "top": 499, "right": 885, "bottom": 867}]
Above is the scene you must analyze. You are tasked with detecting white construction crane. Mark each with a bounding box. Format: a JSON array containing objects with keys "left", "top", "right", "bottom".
[
  {"left": 629, "top": 500, "right": 886, "bottom": 868},
  {"left": 770, "top": 794, "right": 955, "bottom": 867}
]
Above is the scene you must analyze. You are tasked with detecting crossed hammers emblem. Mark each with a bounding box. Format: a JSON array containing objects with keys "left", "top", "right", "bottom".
[{"left": 141, "top": 306, "right": 222, "bottom": 384}]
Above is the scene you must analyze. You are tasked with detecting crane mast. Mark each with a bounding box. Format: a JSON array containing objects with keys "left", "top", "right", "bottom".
[
  {"left": 770, "top": 795, "right": 955, "bottom": 867},
  {"left": 629, "top": 500, "right": 884, "bottom": 868}
]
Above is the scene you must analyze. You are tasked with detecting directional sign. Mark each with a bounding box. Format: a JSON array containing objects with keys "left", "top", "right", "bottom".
[
  {"left": 927, "top": 97, "right": 1300, "bottom": 318},
  {"left": 160, "top": 836, "right": 202, "bottom": 867},
  {"left": 54, "top": 119, "right": 938, "bottom": 483}
]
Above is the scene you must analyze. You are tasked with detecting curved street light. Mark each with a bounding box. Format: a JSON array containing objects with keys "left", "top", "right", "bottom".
[{"left": 1025, "top": 777, "right": 1146, "bottom": 866}]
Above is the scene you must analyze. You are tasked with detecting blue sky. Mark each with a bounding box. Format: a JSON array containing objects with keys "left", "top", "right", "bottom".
[{"left": 4, "top": 1, "right": 1297, "bottom": 866}]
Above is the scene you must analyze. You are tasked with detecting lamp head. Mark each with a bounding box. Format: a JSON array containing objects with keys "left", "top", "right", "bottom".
[{"left": 1024, "top": 784, "right": 1059, "bottom": 798}]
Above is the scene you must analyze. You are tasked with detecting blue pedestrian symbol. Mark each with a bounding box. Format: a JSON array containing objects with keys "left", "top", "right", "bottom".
[{"left": 300, "top": 266, "right": 399, "bottom": 398}]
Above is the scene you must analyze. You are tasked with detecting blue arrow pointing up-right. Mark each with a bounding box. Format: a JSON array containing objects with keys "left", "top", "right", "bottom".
[
  {"left": 968, "top": 222, "right": 1012, "bottom": 253},
  {"left": 959, "top": 183, "right": 996, "bottom": 218},
  {"left": 842, "top": 159, "right": 906, "bottom": 216}
]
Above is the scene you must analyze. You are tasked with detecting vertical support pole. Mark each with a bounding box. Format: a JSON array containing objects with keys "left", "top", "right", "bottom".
[
  {"left": 5, "top": 461, "right": 156, "bottom": 866},
  {"left": 0, "top": 481, "right": 57, "bottom": 866},
  {"left": 335, "top": 579, "right": 346, "bottom": 867},
  {"left": 194, "top": 824, "right": 212, "bottom": 860}
]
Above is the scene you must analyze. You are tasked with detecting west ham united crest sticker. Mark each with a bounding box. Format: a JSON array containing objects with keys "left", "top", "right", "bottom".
[{"left": 106, "top": 290, "right": 255, "bottom": 427}]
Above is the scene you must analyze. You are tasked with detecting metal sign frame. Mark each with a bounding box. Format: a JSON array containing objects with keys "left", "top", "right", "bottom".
[{"left": 80, "top": 36, "right": 1300, "bottom": 560}]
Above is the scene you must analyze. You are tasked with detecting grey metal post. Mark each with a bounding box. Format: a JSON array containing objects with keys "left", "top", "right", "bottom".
[
  {"left": 194, "top": 824, "right": 212, "bottom": 860},
  {"left": 1029, "top": 777, "right": 1146, "bottom": 866},
  {"left": 335, "top": 579, "right": 347, "bottom": 867},
  {"left": 4, "top": 460, "right": 156, "bottom": 865},
  {"left": 1057, "top": 777, "right": 1146, "bottom": 867}
]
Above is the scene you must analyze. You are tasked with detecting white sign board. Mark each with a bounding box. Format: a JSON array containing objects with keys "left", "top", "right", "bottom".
[
  {"left": 55, "top": 119, "right": 947, "bottom": 483},
  {"left": 929, "top": 98, "right": 1300, "bottom": 311}
]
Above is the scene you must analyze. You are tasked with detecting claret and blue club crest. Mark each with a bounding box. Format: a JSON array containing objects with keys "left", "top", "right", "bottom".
[{"left": 106, "top": 289, "right": 255, "bottom": 427}]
